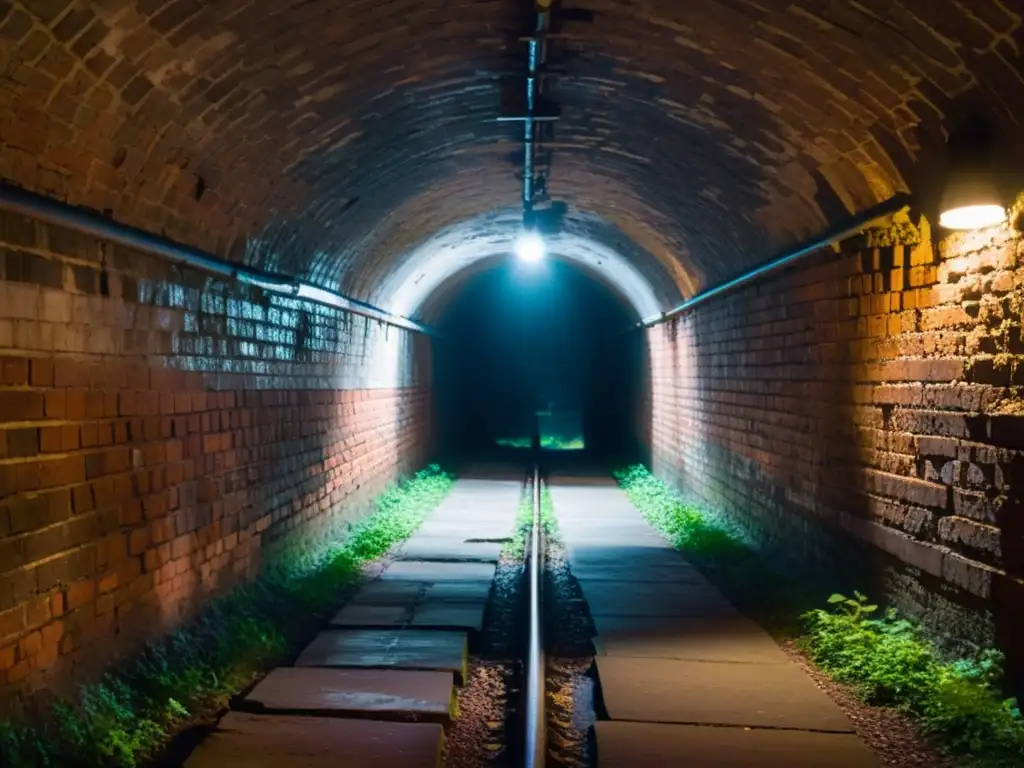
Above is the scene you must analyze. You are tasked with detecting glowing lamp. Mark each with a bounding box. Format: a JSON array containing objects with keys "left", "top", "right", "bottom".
[
  {"left": 939, "top": 117, "right": 1006, "bottom": 231},
  {"left": 939, "top": 204, "right": 1006, "bottom": 231},
  {"left": 939, "top": 174, "right": 1006, "bottom": 230},
  {"left": 515, "top": 231, "right": 546, "bottom": 263}
]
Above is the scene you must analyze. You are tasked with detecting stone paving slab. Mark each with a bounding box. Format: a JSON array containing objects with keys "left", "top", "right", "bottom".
[
  {"left": 569, "top": 557, "right": 704, "bottom": 581},
  {"left": 185, "top": 712, "right": 444, "bottom": 767},
  {"left": 557, "top": 525, "right": 647, "bottom": 539},
  {"left": 582, "top": 581, "right": 740, "bottom": 619},
  {"left": 594, "top": 721, "right": 880, "bottom": 767},
  {"left": 419, "top": 580, "right": 493, "bottom": 601},
  {"left": 330, "top": 604, "right": 411, "bottom": 626},
  {"left": 410, "top": 602, "right": 487, "bottom": 631},
  {"left": 411, "top": 526, "right": 510, "bottom": 541},
  {"left": 243, "top": 667, "right": 454, "bottom": 722},
  {"left": 332, "top": 601, "right": 487, "bottom": 632},
  {"left": 596, "top": 656, "right": 855, "bottom": 731},
  {"left": 345, "top": 579, "right": 492, "bottom": 607},
  {"left": 295, "top": 629, "right": 468, "bottom": 684},
  {"left": 592, "top": 615, "right": 791, "bottom": 664},
  {"left": 569, "top": 562, "right": 706, "bottom": 584},
  {"left": 565, "top": 543, "right": 683, "bottom": 564},
  {"left": 422, "top": 511, "right": 516, "bottom": 522},
  {"left": 348, "top": 580, "right": 426, "bottom": 605},
  {"left": 396, "top": 537, "right": 503, "bottom": 562},
  {"left": 381, "top": 561, "right": 496, "bottom": 583}
]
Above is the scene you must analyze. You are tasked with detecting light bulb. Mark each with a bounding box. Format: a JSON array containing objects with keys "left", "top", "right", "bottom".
[
  {"left": 515, "top": 231, "right": 545, "bottom": 263},
  {"left": 938, "top": 204, "right": 1006, "bottom": 231}
]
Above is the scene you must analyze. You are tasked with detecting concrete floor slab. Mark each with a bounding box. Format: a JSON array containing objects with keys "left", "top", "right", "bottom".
[
  {"left": 410, "top": 602, "right": 487, "bottom": 631},
  {"left": 295, "top": 629, "right": 468, "bottom": 684},
  {"left": 562, "top": 529, "right": 669, "bottom": 544},
  {"left": 411, "top": 528, "right": 509, "bottom": 543},
  {"left": 565, "top": 545, "right": 684, "bottom": 567},
  {"left": 396, "top": 537, "right": 503, "bottom": 563},
  {"left": 582, "top": 581, "right": 739, "bottom": 619},
  {"left": 348, "top": 580, "right": 492, "bottom": 607},
  {"left": 592, "top": 615, "right": 790, "bottom": 664},
  {"left": 331, "top": 601, "right": 486, "bottom": 632},
  {"left": 242, "top": 667, "right": 454, "bottom": 722},
  {"left": 420, "top": 580, "right": 493, "bottom": 602},
  {"left": 596, "top": 656, "right": 855, "bottom": 731},
  {"left": 331, "top": 604, "right": 410, "bottom": 626},
  {"left": 568, "top": 561, "right": 706, "bottom": 584},
  {"left": 185, "top": 713, "right": 443, "bottom": 767},
  {"left": 348, "top": 580, "right": 426, "bottom": 606},
  {"left": 595, "top": 721, "right": 880, "bottom": 767},
  {"left": 381, "top": 561, "right": 496, "bottom": 583}
]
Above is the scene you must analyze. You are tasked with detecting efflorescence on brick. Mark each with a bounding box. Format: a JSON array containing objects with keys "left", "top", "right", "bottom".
[
  {"left": 642, "top": 216, "right": 1024, "bottom": 676},
  {"left": 0, "top": 209, "right": 434, "bottom": 711}
]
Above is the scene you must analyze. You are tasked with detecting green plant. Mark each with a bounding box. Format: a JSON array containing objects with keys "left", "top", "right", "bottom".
[
  {"left": 494, "top": 435, "right": 586, "bottom": 451},
  {"left": 803, "top": 592, "right": 1024, "bottom": 765},
  {"left": 0, "top": 465, "right": 454, "bottom": 768},
  {"left": 615, "top": 464, "right": 1024, "bottom": 767},
  {"left": 503, "top": 485, "right": 558, "bottom": 561},
  {"left": 612, "top": 464, "right": 799, "bottom": 626}
]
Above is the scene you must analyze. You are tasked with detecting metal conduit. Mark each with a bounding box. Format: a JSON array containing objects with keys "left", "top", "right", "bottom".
[
  {"left": 0, "top": 183, "right": 435, "bottom": 337},
  {"left": 523, "top": 1, "right": 552, "bottom": 224},
  {"left": 637, "top": 193, "right": 914, "bottom": 328}
]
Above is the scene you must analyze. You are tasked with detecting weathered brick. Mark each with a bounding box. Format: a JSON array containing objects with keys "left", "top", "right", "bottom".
[
  {"left": 6, "top": 0, "right": 1022, "bottom": 715},
  {"left": 646, "top": 220, "right": 1023, "bottom": 672}
]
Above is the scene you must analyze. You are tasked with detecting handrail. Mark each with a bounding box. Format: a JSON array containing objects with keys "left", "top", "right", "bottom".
[
  {"left": 0, "top": 182, "right": 436, "bottom": 337},
  {"left": 636, "top": 193, "right": 914, "bottom": 329}
]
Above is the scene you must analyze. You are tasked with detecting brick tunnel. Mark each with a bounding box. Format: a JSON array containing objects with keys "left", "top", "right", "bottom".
[{"left": 1, "top": 1, "right": 1024, "bottom": 765}]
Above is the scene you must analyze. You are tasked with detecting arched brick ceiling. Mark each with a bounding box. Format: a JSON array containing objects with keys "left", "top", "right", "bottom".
[
  {"left": 1, "top": 0, "right": 1022, "bottom": 317},
  {"left": 371, "top": 208, "right": 671, "bottom": 322}
]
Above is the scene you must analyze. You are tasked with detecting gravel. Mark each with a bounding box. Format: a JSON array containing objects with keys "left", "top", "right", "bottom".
[
  {"left": 444, "top": 552, "right": 526, "bottom": 767},
  {"left": 445, "top": 661, "right": 511, "bottom": 768},
  {"left": 544, "top": 534, "right": 597, "bottom": 768}
]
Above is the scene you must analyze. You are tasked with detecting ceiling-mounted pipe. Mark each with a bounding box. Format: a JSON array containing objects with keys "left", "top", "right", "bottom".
[
  {"left": 523, "top": 1, "right": 551, "bottom": 226},
  {"left": 0, "top": 182, "right": 434, "bottom": 337},
  {"left": 637, "top": 192, "right": 914, "bottom": 328}
]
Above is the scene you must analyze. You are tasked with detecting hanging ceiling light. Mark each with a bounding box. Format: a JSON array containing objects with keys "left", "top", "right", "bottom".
[
  {"left": 939, "top": 117, "right": 1007, "bottom": 231},
  {"left": 515, "top": 231, "right": 546, "bottom": 263}
]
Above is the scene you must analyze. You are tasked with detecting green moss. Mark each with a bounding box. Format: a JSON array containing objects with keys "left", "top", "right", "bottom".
[
  {"left": 614, "top": 464, "right": 1024, "bottom": 767},
  {"left": 0, "top": 465, "right": 454, "bottom": 768},
  {"left": 503, "top": 484, "right": 558, "bottom": 561},
  {"left": 493, "top": 435, "right": 585, "bottom": 451}
]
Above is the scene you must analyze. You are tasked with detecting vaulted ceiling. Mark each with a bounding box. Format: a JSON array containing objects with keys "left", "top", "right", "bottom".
[{"left": 1, "top": 1, "right": 1022, "bottom": 317}]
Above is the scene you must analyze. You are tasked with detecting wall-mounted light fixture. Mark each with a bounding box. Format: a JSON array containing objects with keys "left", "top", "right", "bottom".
[{"left": 939, "top": 117, "right": 1007, "bottom": 231}]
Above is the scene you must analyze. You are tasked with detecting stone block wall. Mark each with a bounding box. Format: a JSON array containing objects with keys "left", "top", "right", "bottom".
[
  {"left": 643, "top": 216, "right": 1024, "bottom": 684},
  {"left": 0, "top": 209, "right": 433, "bottom": 711}
]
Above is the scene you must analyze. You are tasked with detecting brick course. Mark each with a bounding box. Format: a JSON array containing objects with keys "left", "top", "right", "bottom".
[
  {"left": 643, "top": 217, "right": 1024, "bottom": 681},
  {"left": 0, "top": 209, "right": 433, "bottom": 711},
  {"left": 2, "top": 1, "right": 1024, "bottom": 309}
]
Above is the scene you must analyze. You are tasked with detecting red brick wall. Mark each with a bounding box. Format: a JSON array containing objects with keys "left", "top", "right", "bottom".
[
  {"left": 0, "top": 210, "right": 433, "bottom": 711},
  {"left": 643, "top": 215, "right": 1023, "bottom": 677}
]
